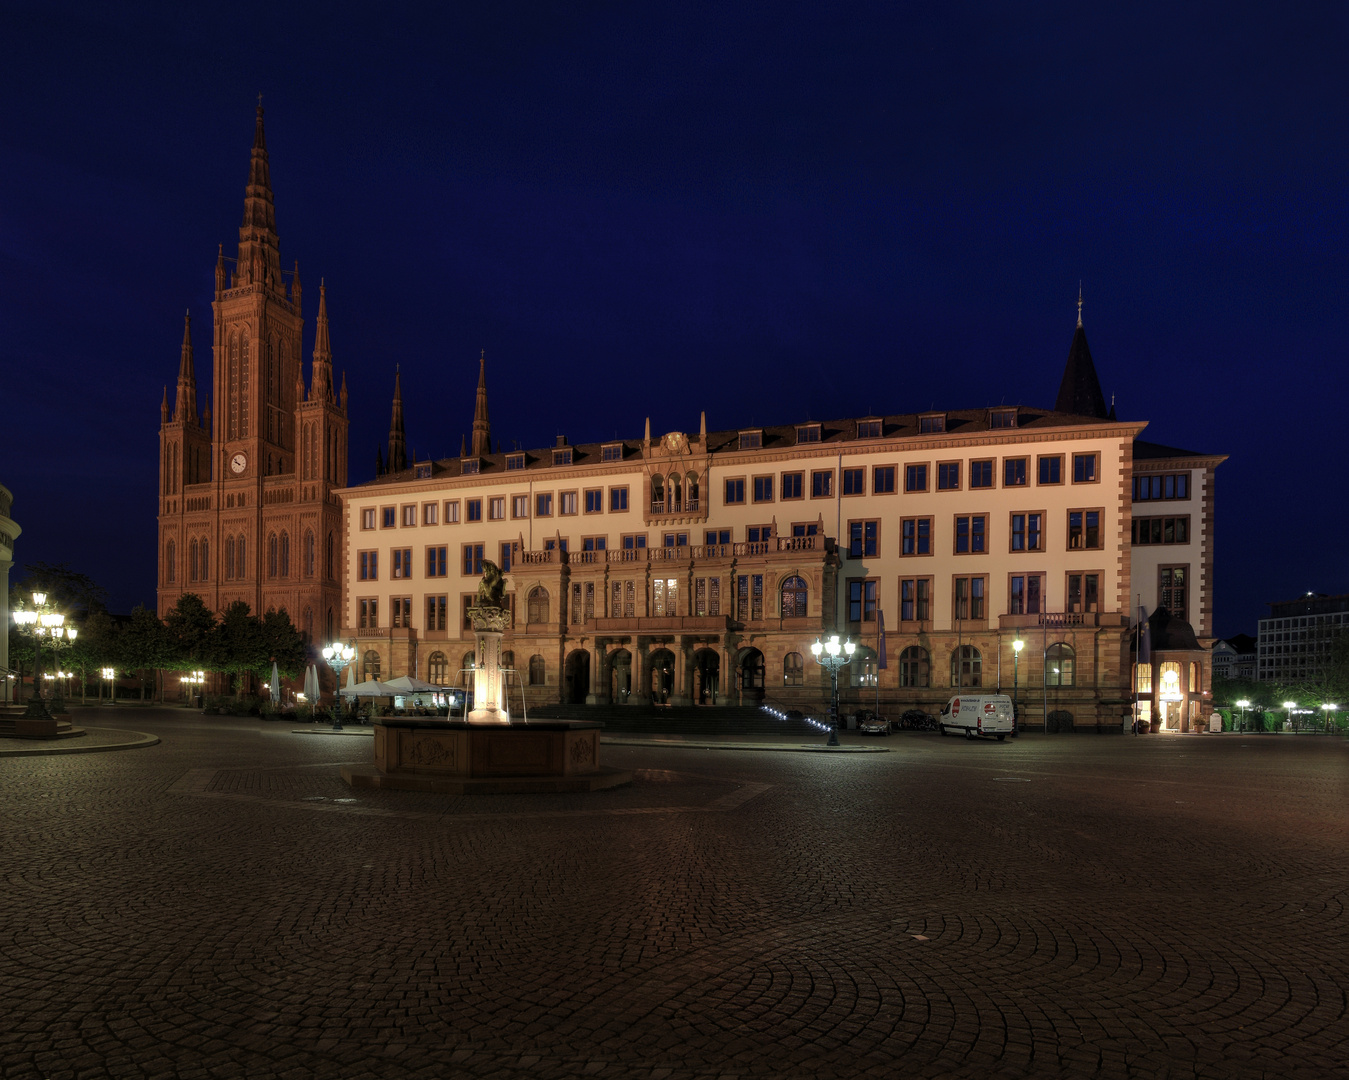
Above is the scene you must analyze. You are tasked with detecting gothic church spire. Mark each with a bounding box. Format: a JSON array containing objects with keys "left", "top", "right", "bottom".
[
  {"left": 236, "top": 104, "right": 281, "bottom": 291},
  {"left": 311, "top": 280, "right": 333, "bottom": 402},
  {"left": 173, "top": 310, "right": 197, "bottom": 424},
  {"left": 387, "top": 367, "right": 407, "bottom": 473},
  {"left": 471, "top": 350, "right": 491, "bottom": 457}
]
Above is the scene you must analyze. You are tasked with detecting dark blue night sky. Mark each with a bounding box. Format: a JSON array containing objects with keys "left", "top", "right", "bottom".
[{"left": 3, "top": 2, "right": 1346, "bottom": 636}]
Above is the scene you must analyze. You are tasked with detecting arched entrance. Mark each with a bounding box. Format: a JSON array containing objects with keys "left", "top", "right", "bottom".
[
  {"left": 564, "top": 650, "right": 590, "bottom": 704},
  {"left": 739, "top": 648, "right": 765, "bottom": 704},
  {"left": 694, "top": 648, "right": 720, "bottom": 705},
  {"left": 609, "top": 649, "right": 633, "bottom": 704},
  {"left": 649, "top": 648, "right": 676, "bottom": 705}
]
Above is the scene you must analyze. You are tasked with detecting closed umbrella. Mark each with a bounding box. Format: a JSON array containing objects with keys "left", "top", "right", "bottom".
[{"left": 270, "top": 660, "right": 280, "bottom": 704}]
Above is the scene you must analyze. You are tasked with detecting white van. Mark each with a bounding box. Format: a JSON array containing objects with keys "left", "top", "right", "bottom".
[{"left": 939, "top": 694, "right": 1014, "bottom": 741}]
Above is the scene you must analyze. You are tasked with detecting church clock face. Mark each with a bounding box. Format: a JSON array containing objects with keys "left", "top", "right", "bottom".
[{"left": 230, "top": 452, "right": 247, "bottom": 475}]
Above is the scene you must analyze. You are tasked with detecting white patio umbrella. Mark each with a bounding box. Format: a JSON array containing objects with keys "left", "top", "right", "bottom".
[
  {"left": 339, "top": 679, "right": 398, "bottom": 698},
  {"left": 383, "top": 675, "right": 438, "bottom": 693},
  {"left": 270, "top": 660, "right": 280, "bottom": 704}
]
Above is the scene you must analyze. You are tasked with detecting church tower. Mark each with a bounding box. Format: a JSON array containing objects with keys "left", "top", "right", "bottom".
[{"left": 158, "top": 106, "right": 349, "bottom": 648}]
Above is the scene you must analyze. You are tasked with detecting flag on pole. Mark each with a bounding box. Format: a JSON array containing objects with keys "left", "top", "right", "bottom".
[
  {"left": 1137, "top": 603, "right": 1151, "bottom": 664},
  {"left": 877, "top": 610, "right": 888, "bottom": 669}
]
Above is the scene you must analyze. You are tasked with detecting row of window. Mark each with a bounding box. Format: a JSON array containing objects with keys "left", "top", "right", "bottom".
[
  {"left": 361, "top": 648, "right": 549, "bottom": 686},
  {"left": 1132, "top": 473, "right": 1191, "bottom": 502},
  {"left": 163, "top": 531, "right": 335, "bottom": 585},
  {"left": 847, "top": 570, "right": 1113, "bottom": 622},
  {"left": 849, "top": 510, "right": 1103, "bottom": 558},
  {"left": 361, "top": 488, "right": 633, "bottom": 530},
  {"left": 724, "top": 454, "right": 1101, "bottom": 504}
]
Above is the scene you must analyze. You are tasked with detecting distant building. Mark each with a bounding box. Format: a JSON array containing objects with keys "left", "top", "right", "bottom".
[
  {"left": 1257, "top": 595, "right": 1349, "bottom": 684},
  {"left": 1214, "top": 633, "right": 1257, "bottom": 681},
  {"left": 335, "top": 302, "right": 1226, "bottom": 732}
]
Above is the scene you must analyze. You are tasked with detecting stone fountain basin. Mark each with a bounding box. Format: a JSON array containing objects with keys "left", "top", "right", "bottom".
[{"left": 341, "top": 719, "right": 631, "bottom": 795}]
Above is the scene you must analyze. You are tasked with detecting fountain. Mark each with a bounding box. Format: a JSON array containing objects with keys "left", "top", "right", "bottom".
[{"left": 342, "top": 562, "right": 631, "bottom": 794}]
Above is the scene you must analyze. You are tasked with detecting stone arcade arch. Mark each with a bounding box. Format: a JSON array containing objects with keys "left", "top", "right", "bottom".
[{"left": 564, "top": 649, "right": 591, "bottom": 704}]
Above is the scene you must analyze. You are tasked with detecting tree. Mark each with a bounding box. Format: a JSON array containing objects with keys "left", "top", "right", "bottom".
[
  {"left": 215, "top": 601, "right": 268, "bottom": 696},
  {"left": 258, "top": 607, "right": 307, "bottom": 681},
  {"left": 119, "top": 606, "right": 171, "bottom": 701},
  {"left": 164, "top": 593, "right": 218, "bottom": 672},
  {"left": 66, "top": 610, "right": 120, "bottom": 703}
]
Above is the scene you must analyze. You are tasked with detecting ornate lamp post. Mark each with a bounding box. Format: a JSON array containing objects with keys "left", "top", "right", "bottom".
[
  {"left": 11, "top": 591, "right": 65, "bottom": 720},
  {"left": 810, "top": 633, "right": 855, "bottom": 748},
  {"left": 45, "top": 625, "right": 77, "bottom": 715},
  {"left": 1322, "top": 702, "right": 1337, "bottom": 734},
  {"left": 1237, "top": 698, "right": 1252, "bottom": 733},
  {"left": 102, "top": 667, "right": 115, "bottom": 706},
  {"left": 322, "top": 642, "right": 355, "bottom": 730},
  {"left": 1012, "top": 637, "right": 1024, "bottom": 734}
]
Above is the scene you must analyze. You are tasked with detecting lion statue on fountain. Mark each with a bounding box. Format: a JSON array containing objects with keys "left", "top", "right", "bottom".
[{"left": 477, "top": 560, "right": 507, "bottom": 608}]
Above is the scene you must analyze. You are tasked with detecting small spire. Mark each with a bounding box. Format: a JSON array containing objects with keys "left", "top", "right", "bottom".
[
  {"left": 311, "top": 280, "right": 332, "bottom": 401},
  {"left": 160, "top": 385, "right": 169, "bottom": 423},
  {"left": 388, "top": 368, "right": 407, "bottom": 473},
  {"left": 471, "top": 350, "right": 491, "bottom": 457},
  {"left": 215, "top": 244, "right": 226, "bottom": 293},
  {"left": 237, "top": 100, "right": 280, "bottom": 291},
  {"left": 644, "top": 416, "right": 651, "bottom": 443},
  {"left": 202, "top": 393, "right": 211, "bottom": 432},
  {"left": 460, "top": 434, "right": 467, "bottom": 457},
  {"left": 340, "top": 370, "right": 348, "bottom": 412},
  {"left": 173, "top": 310, "right": 197, "bottom": 423},
  {"left": 699, "top": 410, "right": 706, "bottom": 438},
  {"left": 1077, "top": 282, "right": 1083, "bottom": 328},
  {"left": 291, "top": 259, "right": 302, "bottom": 312}
]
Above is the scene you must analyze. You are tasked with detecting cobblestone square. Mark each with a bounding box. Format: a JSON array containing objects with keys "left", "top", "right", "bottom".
[{"left": 2, "top": 712, "right": 1346, "bottom": 1079}]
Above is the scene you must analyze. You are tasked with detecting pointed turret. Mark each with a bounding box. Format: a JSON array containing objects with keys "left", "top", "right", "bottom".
[
  {"left": 387, "top": 367, "right": 407, "bottom": 473},
  {"left": 160, "top": 386, "right": 169, "bottom": 424},
  {"left": 236, "top": 104, "right": 282, "bottom": 291},
  {"left": 173, "top": 311, "right": 197, "bottom": 424},
  {"left": 311, "top": 280, "right": 333, "bottom": 402},
  {"left": 202, "top": 394, "right": 211, "bottom": 433},
  {"left": 460, "top": 434, "right": 467, "bottom": 457},
  {"left": 1053, "top": 292, "right": 1109, "bottom": 419},
  {"left": 215, "top": 244, "right": 226, "bottom": 294},
  {"left": 291, "top": 259, "right": 302, "bottom": 312},
  {"left": 471, "top": 350, "right": 491, "bottom": 457},
  {"left": 340, "top": 370, "right": 348, "bottom": 413}
]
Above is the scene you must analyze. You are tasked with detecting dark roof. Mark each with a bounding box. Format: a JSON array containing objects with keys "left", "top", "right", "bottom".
[
  {"left": 1054, "top": 323, "right": 1109, "bottom": 419},
  {"left": 1146, "top": 606, "right": 1201, "bottom": 652},
  {"left": 1222, "top": 633, "right": 1257, "bottom": 655},
  {"left": 351, "top": 405, "right": 1134, "bottom": 489},
  {"left": 1133, "top": 440, "right": 1211, "bottom": 460},
  {"left": 1267, "top": 593, "right": 1349, "bottom": 618}
]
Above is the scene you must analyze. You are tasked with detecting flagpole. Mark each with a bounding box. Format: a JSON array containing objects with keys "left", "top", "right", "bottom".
[{"left": 1133, "top": 595, "right": 1140, "bottom": 735}]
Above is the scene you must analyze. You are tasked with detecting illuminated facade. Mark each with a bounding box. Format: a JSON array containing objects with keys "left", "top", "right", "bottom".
[{"left": 338, "top": 312, "right": 1224, "bottom": 731}]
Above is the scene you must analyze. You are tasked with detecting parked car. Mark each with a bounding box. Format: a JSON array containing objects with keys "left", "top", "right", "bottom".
[{"left": 857, "top": 711, "right": 891, "bottom": 736}]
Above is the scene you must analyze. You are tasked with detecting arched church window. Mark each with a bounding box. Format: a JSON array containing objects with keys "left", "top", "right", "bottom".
[
  {"left": 239, "top": 335, "right": 250, "bottom": 437},
  {"left": 200, "top": 539, "right": 210, "bottom": 580},
  {"left": 224, "top": 537, "right": 235, "bottom": 580},
  {"left": 428, "top": 651, "right": 448, "bottom": 683},
  {"left": 304, "top": 530, "right": 315, "bottom": 577},
  {"left": 362, "top": 650, "right": 381, "bottom": 681},
  {"left": 326, "top": 532, "right": 334, "bottom": 580},
  {"left": 236, "top": 535, "right": 247, "bottom": 578},
  {"left": 267, "top": 534, "right": 278, "bottom": 578},
  {"left": 165, "top": 540, "right": 176, "bottom": 584},
  {"left": 529, "top": 655, "right": 546, "bottom": 686},
  {"left": 189, "top": 539, "right": 199, "bottom": 582},
  {"left": 279, "top": 532, "right": 290, "bottom": 577},
  {"left": 783, "top": 652, "right": 803, "bottom": 686}
]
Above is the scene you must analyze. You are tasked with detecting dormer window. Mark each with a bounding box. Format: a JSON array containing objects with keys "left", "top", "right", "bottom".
[
  {"left": 601, "top": 443, "right": 623, "bottom": 462},
  {"left": 740, "top": 430, "right": 763, "bottom": 449},
  {"left": 415, "top": 463, "right": 432, "bottom": 479},
  {"left": 856, "top": 419, "right": 882, "bottom": 439},
  {"left": 919, "top": 414, "right": 946, "bottom": 434},
  {"left": 553, "top": 447, "right": 573, "bottom": 467},
  {"left": 796, "top": 424, "right": 821, "bottom": 443},
  {"left": 461, "top": 458, "right": 480, "bottom": 476},
  {"left": 505, "top": 453, "right": 525, "bottom": 471},
  {"left": 990, "top": 409, "right": 1018, "bottom": 429}
]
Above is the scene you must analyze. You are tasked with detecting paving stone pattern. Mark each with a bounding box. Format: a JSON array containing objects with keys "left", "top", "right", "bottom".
[{"left": 1, "top": 711, "right": 1346, "bottom": 1079}]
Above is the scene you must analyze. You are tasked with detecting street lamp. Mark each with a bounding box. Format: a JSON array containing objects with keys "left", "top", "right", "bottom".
[
  {"left": 1322, "top": 702, "right": 1337, "bottom": 734},
  {"left": 810, "top": 633, "right": 855, "bottom": 748},
  {"left": 11, "top": 591, "right": 63, "bottom": 720},
  {"left": 322, "top": 641, "right": 356, "bottom": 730},
  {"left": 102, "top": 667, "right": 115, "bottom": 706},
  {"left": 1012, "top": 638, "right": 1024, "bottom": 734},
  {"left": 1237, "top": 699, "right": 1252, "bottom": 733},
  {"left": 45, "top": 624, "right": 76, "bottom": 714},
  {"left": 1283, "top": 700, "right": 1296, "bottom": 734}
]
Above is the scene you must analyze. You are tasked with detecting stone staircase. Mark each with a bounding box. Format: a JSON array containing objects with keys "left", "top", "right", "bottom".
[{"left": 526, "top": 702, "right": 821, "bottom": 738}]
